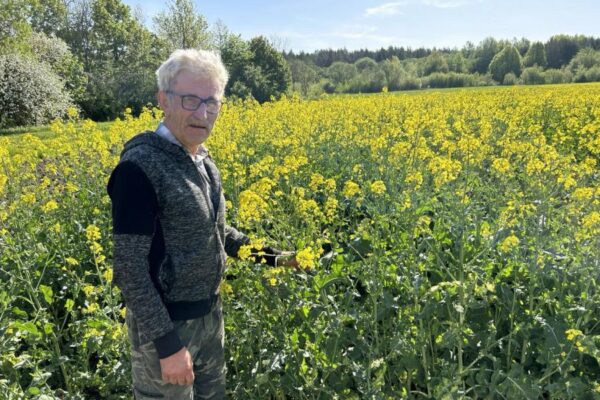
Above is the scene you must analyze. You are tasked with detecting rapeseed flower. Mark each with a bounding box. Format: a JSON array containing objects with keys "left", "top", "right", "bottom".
[
  {"left": 343, "top": 181, "right": 361, "bottom": 198},
  {"left": 499, "top": 234, "right": 520, "bottom": 253},
  {"left": 370, "top": 180, "right": 386, "bottom": 195}
]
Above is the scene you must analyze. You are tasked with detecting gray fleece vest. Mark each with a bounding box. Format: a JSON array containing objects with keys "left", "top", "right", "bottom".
[{"left": 108, "top": 131, "right": 247, "bottom": 357}]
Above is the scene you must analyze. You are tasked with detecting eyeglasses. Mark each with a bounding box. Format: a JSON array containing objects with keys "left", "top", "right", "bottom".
[{"left": 166, "top": 90, "right": 222, "bottom": 114}]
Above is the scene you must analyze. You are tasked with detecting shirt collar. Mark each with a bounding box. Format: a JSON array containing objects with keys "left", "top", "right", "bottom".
[{"left": 156, "top": 122, "right": 209, "bottom": 161}]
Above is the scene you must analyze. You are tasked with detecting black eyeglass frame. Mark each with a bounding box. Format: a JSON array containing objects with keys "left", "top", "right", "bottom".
[{"left": 166, "top": 90, "right": 223, "bottom": 114}]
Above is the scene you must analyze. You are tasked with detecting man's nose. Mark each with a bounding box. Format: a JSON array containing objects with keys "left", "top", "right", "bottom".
[{"left": 193, "top": 103, "right": 208, "bottom": 118}]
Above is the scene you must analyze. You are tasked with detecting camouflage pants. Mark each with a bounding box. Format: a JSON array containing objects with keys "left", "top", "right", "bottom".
[{"left": 126, "top": 299, "right": 226, "bottom": 399}]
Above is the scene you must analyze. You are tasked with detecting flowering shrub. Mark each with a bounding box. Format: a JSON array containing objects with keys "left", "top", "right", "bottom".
[
  {"left": 1, "top": 84, "right": 599, "bottom": 398},
  {"left": 0, "top": 54, "right": 75, "bottom": 128}
]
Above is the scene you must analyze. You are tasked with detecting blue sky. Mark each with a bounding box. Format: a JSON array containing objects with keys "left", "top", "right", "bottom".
[{"left": 122, "top": 0, "right": 599, "bottom": 52}]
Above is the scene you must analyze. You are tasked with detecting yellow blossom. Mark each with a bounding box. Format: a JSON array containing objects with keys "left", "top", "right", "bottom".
[
  {"left": 370, "top": 180, "right": 386, "bottom": 195},
  {"left": 492, "top": 157, "right": 510, "bottom": 174},
  {"left": 296, "top": 246, "right": 322, "bottom": 270},
  {"left": 102, "top": 268, "right": 113, "bottom": 282},
  {"left": 65, "top": 257, "right": 80, "bottom": 266},
  {"left": 499, "top": 234, "right": 520, "bottom": 253},
  {"left": 343, "top": 181, "right": 361, "bottom": 198},
  {"left": 65, "top": 182, "right": 78, "bottom": 193},
  {"left": 41, "top": 200, "right": 59, "bottom": 213},
  {"left": 85, "top": 224, "right": 101, "bottom": 242},
  {"left": 220, "top": 281, "right": 233, "bottom": 295},
  {"left": 325, "top": 197, "right": 339, "bottom": 221},
  {"left": 21, "top": 192, "right": 36, "bottom": 205},
  {"left": 82, "top": 284, "right": 96, "bottom": 297},
  {"left": 238, "top": 190, "right": 268, "bottom": 225},
  {"left": 237, "top": 244, "right": 253, "bottom": 260},
  {"left": 309, "top": 173, "right": 325, "bottom": 192},
  {"left": 566, "top": 329, "right": 583, "bottom": 341},
  {"left": 84, "top": 302, "right": 100, "bottom": 314}
]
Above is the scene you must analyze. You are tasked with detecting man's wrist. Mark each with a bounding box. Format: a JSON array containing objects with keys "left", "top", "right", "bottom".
[
  {"left": 153, "top": 330, "right": 183, "bottom": 359},
  {"left": 275, "top": 253, "right": 296, "bottom": 267}
]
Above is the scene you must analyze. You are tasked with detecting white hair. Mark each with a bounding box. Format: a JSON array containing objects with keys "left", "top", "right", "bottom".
[{"left": 156, "top": 49, "right": 229, "bottom": 96}]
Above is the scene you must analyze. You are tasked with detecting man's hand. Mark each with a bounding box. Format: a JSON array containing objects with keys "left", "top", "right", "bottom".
[
  {"left": 276, "top": 251, "right": 299, "bottom": 269},
  {"left": 159, "top": 347, "right": 194, "bottom": 386}
]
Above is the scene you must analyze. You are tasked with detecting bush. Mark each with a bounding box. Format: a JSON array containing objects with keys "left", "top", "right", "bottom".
[
  {"left": 29, "top": 32, "right": 87, "bottom": 103},
  {"left": 425, "top": 72, "right": 478, "bottom": 88},
  {"left": 544, "top": 69, "right": 572, "bottom": 84},
  {"left": 347, "top": 70, "right": 386, "bottom": 93},
  {"left": 399, "top": 75, "right": 422, "bottom": 90},
  {"left": 567, "top": 48, "right": 600, "bottom": 76},
  {"left": 585, "top": 66, "right": 600, "bottom": 82},
  {"left": 502, "top": 72, "right": 517, "bottom": 85},
  {"left": 321, "top": 79, "right": 336, "bottom": 94},
  {"left": 0, "top": 54, "right": 74, "bottom": 128},
  {"left": 307, "top": 81, "right": 326, "bottom": 97},
  {"left": 520, "top": 66, "right": 546, "bottom": 85},
  {"left": 474, "top": 73, "right": 497, "bottom": 86}
]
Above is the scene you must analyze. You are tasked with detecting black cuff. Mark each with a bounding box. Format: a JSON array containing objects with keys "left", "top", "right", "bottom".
[
  {"left": 252, "top": 246, "right": 282, "bottom": 266},
  {"left": 153, "top": 330, "right": 183, "bottom": 359}
]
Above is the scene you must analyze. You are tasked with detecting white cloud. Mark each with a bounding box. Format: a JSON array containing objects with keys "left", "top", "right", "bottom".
[
  {"left": 366, "top": 0, "right": 480, "bottom": 17},
  {"left": 278, "top": 26, "right": 407, "bottom": 51},
  {"left": 365, "top": 2, "right": 409, "bottom": 16},
  {"left": 422, "top": 0, "right": 471, "bottom": 8}
]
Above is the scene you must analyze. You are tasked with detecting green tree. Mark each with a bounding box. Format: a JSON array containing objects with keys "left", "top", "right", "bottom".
[
  {"left": 153, "top": 0, "right": 211, "bottom": 51},
  {"left": 347, "top": 58, "right": 386, "bottom": 93},
  {"left": 289, "top": 59, "right": 319, "bottom": 95},
  {"left": 381, "top": 56, "right": 404, "bottom": 90},
  {"left": 28, "top": 0, "right": 69, "bottom": 36},
  {"left": 210, "top": 19, "right": 230, "bottom": 50},
  {"left": 219, "top": 33, "right": 253, "bottom": 98},
  {"left": 114, "top": 25, "right": 169, "bottom": 115},
  {"left": 523, "top": 41, "right": 547, "bottom": 68},
  {"left": 470, "top": 37, "right": 499, "bottom": 74},
  {"left": 567, "top": 48, "right": 600, "bottom": 75},
  {"left": 0, "top": 0, "right": 33, "bottom": 55},
  {"left": 326, "top": 61, "right": 357, "bottom": 89},
  {"left": 545, "top": 35, "right": 580, "bottom": 69},
  {"left": 488, "top": 46, "right": 522, "bottom": 82},
  {"left": 29, "top": 31, "right": 87, "bottom": 103},
  {"left": 77, "top": 0, "right": 163, "bottom": 120},
  {"left": 354, "top": 57, "right": 378, "bottom": 73},
  {"left": 62, "top": 0, "right": 94, "bottom": 70},
  {"left": 513, "top": 37, "right": 531, "bottom": 56},
  {"left": 423, "top": 51, "right": 449, "bottom": 76},
  {"left": 247, "top": 36, "right": 291, "bottom": 102},
  {"left": 447, "top": 52, "right": 467, "bottom": 73}
]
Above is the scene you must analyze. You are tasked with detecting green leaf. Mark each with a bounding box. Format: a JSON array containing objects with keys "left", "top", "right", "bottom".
[
  {"left": 43, "top": 322, "right": 54, "bottom": 335},
  {"left": 12, "top": 306, "right": 28, "bottom": 318},
  {"left": 39, "top": 284, "right": 53, "bottom": 304},
  {"left": 27, "top": 387, "right": 41, "bottom": 395},
  {"left": 65, "top": 298, "right": 74, "bottom": 312},
  {"left": 15, "top": 321, "right": 41, "bottom": 339}
]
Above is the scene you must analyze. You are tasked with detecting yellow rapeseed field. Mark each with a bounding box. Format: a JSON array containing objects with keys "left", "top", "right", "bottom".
[{"left": 0, "top": 84, "right": 599, "bottom": 398}]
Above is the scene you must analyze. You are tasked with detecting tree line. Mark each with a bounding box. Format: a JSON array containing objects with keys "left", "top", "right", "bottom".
[
  {"left": 286, "top": 35, "right": 600, "bottom": 96},
  {"left": 1, "top": 0, "right": 600, "bottom": 128},
  {"left": 0, "top": 0, "right": 290, "bottom": 128}
]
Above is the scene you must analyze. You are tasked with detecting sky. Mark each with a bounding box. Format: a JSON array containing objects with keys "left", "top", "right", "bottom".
[{"left": 122, "top": 0, "right": 599, "bottom": 52}]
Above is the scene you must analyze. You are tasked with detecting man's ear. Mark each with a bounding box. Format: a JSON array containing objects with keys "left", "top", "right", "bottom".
[{"left": 158, "top": 91, "right": 170, "bottom": 117}]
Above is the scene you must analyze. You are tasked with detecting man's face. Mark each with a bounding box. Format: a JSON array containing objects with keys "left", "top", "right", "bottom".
[{"left": 158, "top": 70, "right": 222, "bottom": 152}]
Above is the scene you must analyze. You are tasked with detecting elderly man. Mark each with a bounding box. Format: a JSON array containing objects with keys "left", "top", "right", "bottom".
[{"left": 108, "top": 49, "right": 296, "bottom": 399}]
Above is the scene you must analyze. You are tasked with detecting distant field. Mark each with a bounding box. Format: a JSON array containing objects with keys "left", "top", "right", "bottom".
[{"left": 1, "top": 83, "right": 599, "bottom": 398}]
